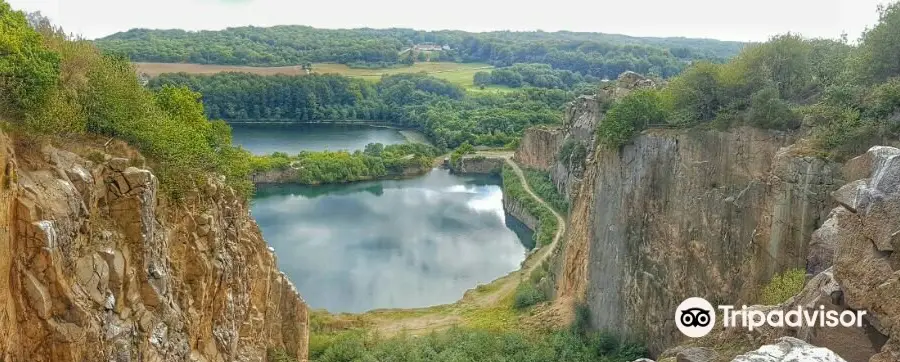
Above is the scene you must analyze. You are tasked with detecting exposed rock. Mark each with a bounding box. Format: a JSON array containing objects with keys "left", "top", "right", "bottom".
[
  {"left": 784, "top": 268, "right": 883, "bottom": 362},
  {"left": 503, "top": 196, "right": 539, "bottom": 231},
  {"left": 828, "top": 146, "right": 900, "bottom": 362},
  {"left": 807, "top": 208, "right": 848, "bottom": 274},
  {"left": 452, "top": 155, "right": 504, "bottom": 175},
  {"left": 515, "top": 126, "right": 564, "bottom": 171},
  {"left": 0, "top": 136, "right": 309, "bottom": 362},
  {"left": 614, "top": 71, "right": 657, "bottom": 99},
  {"left": 552, "top": 125, "right": 841, "bottom": 354},
  {"left": 731, "top": 337, "right": 847, "bottom": 362},
  {"left": 676, "top": 347, "right": 719, "bottom": 362}
]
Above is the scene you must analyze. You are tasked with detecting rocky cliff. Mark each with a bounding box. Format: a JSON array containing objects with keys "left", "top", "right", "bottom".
[
  {"left": 561, "top": 128, "right": 840, "bottom": 354},
  {"left": 517, "top": 72, "right": 854, "bottom": 355},
  {"left": 0, "top": 134, "right": 308, "bottom": 362},
  {"left": 451, "top": 155, "right": 504, "bottom": 175}
]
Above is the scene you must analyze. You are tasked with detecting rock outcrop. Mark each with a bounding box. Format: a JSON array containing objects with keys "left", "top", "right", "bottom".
[
  {"left": 0, "top": 135, "right": 308, "bottom": 361},
  {"left": 811, "top": 146, "right": 900, "bottom": 362},
  {"left": 731, "top": 337, "right": 847, "bottom": 362},
  {"left": 553, "top": 127, "right": 840, "bottom": 353},
  {"left": 452, "top": 155, "right": 504, "bottom": 175}
]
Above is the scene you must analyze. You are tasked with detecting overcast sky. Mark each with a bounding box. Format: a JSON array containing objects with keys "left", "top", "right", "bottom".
[{"left": 6, "top": 0, "right": 891, "bottom": 42}]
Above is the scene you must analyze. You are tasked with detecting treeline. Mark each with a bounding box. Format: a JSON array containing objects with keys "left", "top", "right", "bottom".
[
  {"left": 0, "top": 3, "right": 253, "bottom": 197},
  {"left": 150, "top": 72, "right": 571, "bottom": 150},
  {"left": 251, "top": 143, "right": 438, "bottom": 184},
  {"left": 596, "top": 2, "right": 900, "bottom": 161},
  {"left": 95, "top": 26, "right": 743, "bottom": 79},
  {"left": 475, "top": 63, "right": 598, "bottom": 90}
]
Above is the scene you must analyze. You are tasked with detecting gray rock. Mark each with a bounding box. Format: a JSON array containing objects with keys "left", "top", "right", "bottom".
[
  {"left": 108, "top": 157, "right": 130, "bottom": 172},
  {"left": 831, "top": 179, "right": 867, "bottom": 213},
  {"left": 807, "top": 208, "right": 847, "bottom": 274},
  {"left": 677, "top": 347, "right": 719, "bottom": 362},
  {"left": 730, "top": 337, "right": 846, "bottom": 361}
]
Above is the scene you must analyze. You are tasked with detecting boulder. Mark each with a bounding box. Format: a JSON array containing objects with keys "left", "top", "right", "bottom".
[
  {"left": 676, "top": 347, "right": 719, "bottom": 362},
  {"left": 730, "top": 337, "right": 846, "bottom": 362}
]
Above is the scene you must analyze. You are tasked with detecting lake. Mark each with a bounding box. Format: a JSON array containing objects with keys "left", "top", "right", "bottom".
[
  {"left": 236, "top": 123, "right": 534, "bottom": 313},
  {"left": 231, "top": 123, "right": 408, "bottom": 155}
]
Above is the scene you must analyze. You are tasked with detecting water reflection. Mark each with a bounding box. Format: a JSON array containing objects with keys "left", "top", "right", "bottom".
[
  {"left": 252, "top": 169, "right": 533, "bottom": 313},
  {"left": 231, "top": 123, "right": 407, "bottom": 155}
]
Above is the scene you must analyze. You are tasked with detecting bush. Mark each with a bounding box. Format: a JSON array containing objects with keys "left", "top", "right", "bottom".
[
  {"left": 597, "top": 89, "right": 669, "bottom": 148},
  {"left": 524, "top": 168, "right": 568, "bottom": 213},
  {"left": 513, "top": 282, "right": 547, "bottom": 309},
  {"left": 747, "top": 87, "right": 800, "bottom": 130},
  {"left": 312, "top": 327, "right": 648, "bottom": 362},
  {"left": 0, "top": 2, "right": 60, "bottom": 119},
  {"left": 759, "top": 268, "right": 807, "bottom": 305}
]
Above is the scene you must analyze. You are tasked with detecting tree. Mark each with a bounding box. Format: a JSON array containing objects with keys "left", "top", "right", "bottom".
[
  {"left": 0, "top": 1, "right": 60, "bottom": 119},
  {"left": 853, "top": 2, "right": 900, "bottom": 83}
]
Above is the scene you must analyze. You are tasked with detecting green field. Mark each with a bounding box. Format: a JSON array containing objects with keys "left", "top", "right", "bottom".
[{"left": 137, "top": 61, "right": 511, "bottom": 91}]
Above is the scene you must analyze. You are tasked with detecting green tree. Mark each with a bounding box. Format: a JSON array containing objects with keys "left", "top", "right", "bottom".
[
  {"left": 0, "top": 1, "right": 60, "bottom": 119},
  {"left": 597, "top": 89, "right": 669, "bottom": 148}
]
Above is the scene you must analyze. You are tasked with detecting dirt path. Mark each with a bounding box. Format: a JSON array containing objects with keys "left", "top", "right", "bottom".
[{"left": 366, "top": 151, "right": 567, "bottom": 335}]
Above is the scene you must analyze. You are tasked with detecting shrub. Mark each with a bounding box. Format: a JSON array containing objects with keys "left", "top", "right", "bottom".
[
  {"left": 597, "top": 89, "right": 669, "bottom": 148},
  {"left": 0, "top": 2, "right": 60, "bottom": 119},
  {"left": 266, "top": 348, "right": 297, "bottom": 362},
  {"left": 747, "top": 87, "right": 800, "bottom": 130},
  {"left": 759, "top": 268, "right": 807, "bottom": 305},
  {"left": 513, "top": 282, "right": 547, "bottom": 309}
]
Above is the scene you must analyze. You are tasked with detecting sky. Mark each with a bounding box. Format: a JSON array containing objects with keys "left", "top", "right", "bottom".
[{"left": 6, "top": 0, "right": 891, "bottom": 42}]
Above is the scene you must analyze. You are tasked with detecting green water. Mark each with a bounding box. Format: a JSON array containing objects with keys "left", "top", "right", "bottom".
[{"left": 238, "top": 124, "right": 534, "bottom": 313}]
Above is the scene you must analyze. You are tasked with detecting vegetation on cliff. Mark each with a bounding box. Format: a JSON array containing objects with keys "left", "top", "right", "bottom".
[
  {"left": 151, "top": 72, "right": 567, "bottom": 150},
  {"left": 502, "top": 165, "right": 559, "bottom": 247},
  {"left": 251, "top": 142, "right": 438, "bottom": 184},
  {"left": 0, "top": 3, "right": 253, "bottom": 197},
  {"left": 96, "top": 26, "right": 741, "bottom": 78},
  {"left": 596, "top": 2, "right": 900, "bottom": 160}
]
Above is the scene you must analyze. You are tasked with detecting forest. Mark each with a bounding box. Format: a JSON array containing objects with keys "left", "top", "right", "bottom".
[
  {"left": 95, "top": 26, "right": 744, "bottom": 79},
  {"left": 149, "top": 72, "right": 572, "bottom": 150},
  {"left": 594, "top": 1, "right": 900, "bottom": 162}
]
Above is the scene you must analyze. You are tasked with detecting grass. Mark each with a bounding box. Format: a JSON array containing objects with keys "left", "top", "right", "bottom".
[
  {"left": 135, "top": 61, "right": 499, "bottom": 90},
  {"left": 759, "top": 268, "right": 806, "bottom": 305}
]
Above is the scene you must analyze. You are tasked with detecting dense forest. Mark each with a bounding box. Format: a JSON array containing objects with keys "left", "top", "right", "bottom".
[
  {"left": 474, "top": 63, "right": 601, "bottom": 90},
  {"left": 149, "top": 72, "right": 573, "bottom": 150},
  {"left": 95, "top": 26, "right": 744, "bottom": 79},
  {"left": 594, "top": 2, "right": 900, "bottom": 162}
]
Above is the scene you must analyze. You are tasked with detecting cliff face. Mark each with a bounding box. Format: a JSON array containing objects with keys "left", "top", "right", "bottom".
[
  {"left": 516, "top": 95, "right": 602, "bottom": 200},
  {"left": 452, "top": 156, "right": 504, "bottom": 175},
  {"left": 0, "top": 135, "right": 308, "bottom": 362},
  {"left": 525, "top": 89, "right": 845, "bottom": 354},
  {"left": 562, "top": 129, "right": 840, "bottom": 353}
]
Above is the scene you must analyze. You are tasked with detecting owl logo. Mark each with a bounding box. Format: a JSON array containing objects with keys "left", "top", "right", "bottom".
[
  {"left": 675, "top": 297, "right": 716, "bottom": 338},
  {"left": 680, "top": 307, "right": 712, "bottom": 327}
]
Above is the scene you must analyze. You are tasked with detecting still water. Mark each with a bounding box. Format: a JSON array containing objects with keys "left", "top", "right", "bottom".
[
  {"left": 236, "top": 124, "right": 534, "bottom": 313},
  {"left": 230, "top": 123, "right": 407, "bottom": 155}
]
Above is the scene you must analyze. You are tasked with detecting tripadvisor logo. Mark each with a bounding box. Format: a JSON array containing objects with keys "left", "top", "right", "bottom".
[
  {"left": 675, "top": 297, "right": 716, "bottom": 338},
  {"left": 675, "top": 297, "right": 867, "bottom": 338}
]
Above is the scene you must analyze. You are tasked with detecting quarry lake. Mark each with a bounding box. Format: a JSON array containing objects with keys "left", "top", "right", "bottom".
[
  {"left": 235, "top": 124, "right": 534, "bottom": 313},
  {"left": 230, "top": 123, "right": 408, "bottom": 154}
]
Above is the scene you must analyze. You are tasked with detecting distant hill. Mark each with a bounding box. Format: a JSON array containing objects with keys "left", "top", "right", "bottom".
[{"left": 95, "top": 26, "right": 745, "bottom": 79}]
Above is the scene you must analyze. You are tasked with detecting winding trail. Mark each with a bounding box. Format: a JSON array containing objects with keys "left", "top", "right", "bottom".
[{"left": 364, "top": 151, "right": 567, "bottom": 335}]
